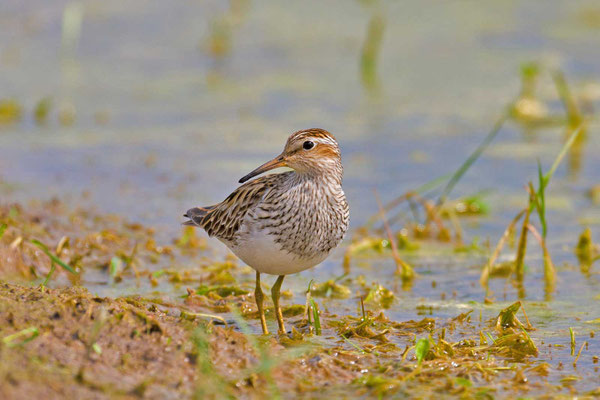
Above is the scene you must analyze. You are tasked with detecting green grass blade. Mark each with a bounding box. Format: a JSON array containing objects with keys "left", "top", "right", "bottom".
[
  {"left": 91, "top": 343, "right": 102, "bottom": 355},
  {"left": 2, "top": 327, "right": 39, "bottom": 348},
  {"left": 552, "top": 71, "right": 583, "bottom": 125},
  {"left": 42, "top": 263, "right": 56, "bottom": 286},
  {"left": 530, "top": 122, "right": 585, "bottom": 240},
  {"left": 31, "top": 239, "right": 77, "bottom": 274},
  {"left": 0, "top": 223, "right": 7, "bottom": 239},
  {"left": 310, "top": 298, "right": 321, "bottom": 335},
  {"left": 569, "top": 327, "right": 576, "bottom": 355},
  {"left": 110, "top": 256, "right": 123, "bottom": 278},
  {"left": 437, "top": 112, "right": 509, "bottom": 206},
  {"left": 514, "top": 202, "right": 532, "bottom": 282},
  {"left": 535, "top": 161, "right": 547, "bottom": 238},
  {"left": 368, "top": 173, "right": 453, "bottom": 226},
  {"left": 341, "top": 335, "right": 366, "bottom": 353},
  {"left": 544, "top": 123, "right": 585, "bottom": 182},
  {"left": 415, "top": 173, "right": 454, "bottom": 196}
]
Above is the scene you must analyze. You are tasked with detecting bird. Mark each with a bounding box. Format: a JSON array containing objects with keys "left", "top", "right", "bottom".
[{"left": 183, "top": 128, "right": 349, "bottom": 335}]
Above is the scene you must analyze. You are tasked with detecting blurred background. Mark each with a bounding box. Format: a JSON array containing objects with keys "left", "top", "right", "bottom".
[
  {"left": 3, "top": 3, "right": 600, "bottom": 395},
  {"left": 1, "top": 0, "right": 599, "bottom": 241}
]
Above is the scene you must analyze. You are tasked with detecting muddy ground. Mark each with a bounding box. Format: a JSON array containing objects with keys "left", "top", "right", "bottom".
[
  {"left": 0, "top": 281, "right": 372, "bottom": 399},
  {"left": 0, "top": 199, "right": 599, "bottom": 399}
]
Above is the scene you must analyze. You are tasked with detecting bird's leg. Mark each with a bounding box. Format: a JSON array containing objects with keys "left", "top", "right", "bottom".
[
  {"left": 255, "top": 271, "right": 269, "bottom": 335},
  {"left": 271, "top": 275, "right": 286, "bottom": 334}
]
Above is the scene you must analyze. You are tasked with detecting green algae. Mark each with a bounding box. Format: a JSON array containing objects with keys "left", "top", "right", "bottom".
[
  {"left": 363, "top": 283, "right": 395, "bottom": 309},
  {"left": 281, "top": 304, "right": 305, "bottom": 317},
  {"left": 195, "top": 284, "right": 249, "bottom": 298},
  {"left": 310, "top": 279, "right": 352, "bottom": 299}
]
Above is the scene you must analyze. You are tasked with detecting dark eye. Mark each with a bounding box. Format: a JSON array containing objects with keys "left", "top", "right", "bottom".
[{"left": 303, "top": 140, "right": 315, "bottom": 150}]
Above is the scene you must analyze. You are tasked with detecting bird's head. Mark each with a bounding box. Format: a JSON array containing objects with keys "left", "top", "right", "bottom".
[{"left": 239, "top": 128, "right": 342, "bottom": 184}]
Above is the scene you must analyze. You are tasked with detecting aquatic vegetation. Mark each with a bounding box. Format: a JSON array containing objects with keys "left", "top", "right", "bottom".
[
  {"left": 510, "top": 62, "right": 550, "bottom": 124},
  {"left": 31, "top": 239, "right": 77, "bottom": 274},
  {"left": 343, "top": 236, "right": 390, "bottom": 272},
  {"left": 33, "top": 97, "right": 52, "bottom": 124},
  {"left": 109, "top": 256, "right": 124, "bottom": 282},
  {"left": 356, "top": 67, "right": 594, "bottom": 296},
  {"left": 309, "top": 298, "right": 322, "bottom": 335},
  {"left": 334, "top": 313, "right": 390, "bottom": 342},
  {"left": 510, "top": 63, "right": 590, "bottom": 132},
  {"left": 0, "top": 99, "right": 22, "bottom": 125},
  {"left": 58, "top": 102, "right": 76, "bottom": 126},
  {"left": 360, "top": 13, "right": 385, "bottom": 94},
  {"left": 0, "top": 196, "right": 598, "bottom": 397},
  {"left": 281, "top": 304, "right": 305, "bottom": 317},
  {"left": 553, "top": 71, "right": 586, "bottom": 128},
  {"left": 202, "top": 0, "right": 249, "bottom": 59},
  {"left": 0, "top": 201, "right": 177, "bottom": 284},
  {"left": 440, "top": 194, "right": 490, "bottom": 217},
  {"left": 0, "top": 53, "right": 598, "bottom": 398},
  {"left": 587, "top": 184, "right": 600, "bottom": 204},
  {"left": 195, "top": 284, "right": 249, "bottom": 298},
  {"left": 310, "top": 278, "right": 352, "bottom": 299},
  {"left": 174, "top": 226, "right": 207, "bottom": 251},
  {"left": 489, "top": 331, "right": 538, "bottom": 359},
  {"left": 353, "top": 105, "right": 513, "bottom": 277},
  {"left": 414, "top": 337, "right": 431, "bottom": 365},
  {"left": 1, "top": 0, "right": 600, "bottom": 396},
  {"left": 495, "top": 301, "right": 532, "bottom": 333},
  {"left": 374, "top": 190, "right": 415, "bottom": 280},
  {"left": 575, "top": 227, "right": 598, "bottom": 273},
  {"left": 481, "top": 123, "right": 586, "bottom": 296},
  {"left": 0, "top": 185, "right": 593, "bottom": 396},
  {"left": 363, "top": 283, "right": 395, "bottom": 309}
]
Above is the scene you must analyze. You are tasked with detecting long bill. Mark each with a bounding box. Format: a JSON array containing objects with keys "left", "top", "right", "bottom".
[{"left": 239, "top": 154, "right": 287, "bottom": 183}]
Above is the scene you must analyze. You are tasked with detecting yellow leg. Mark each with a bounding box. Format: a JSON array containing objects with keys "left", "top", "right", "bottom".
[
  {"left": 271, "top": 275, "right": 286, "bottom": 334},
  {"left": 255, "top": 272, "right": 269, "bottom": 335}
]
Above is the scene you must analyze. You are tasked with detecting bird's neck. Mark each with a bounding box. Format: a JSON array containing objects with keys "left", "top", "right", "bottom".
[
  {"left": 289, "top": 160, "right": 344, "bottom": 187},
  {"left": 289, "top": 168, "right": 343, "bottom": 188}
]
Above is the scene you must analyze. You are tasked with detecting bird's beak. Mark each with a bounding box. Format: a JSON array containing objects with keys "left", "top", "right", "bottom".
[{"left": 239, "top": 154, "right": 287, "bottom": 183}]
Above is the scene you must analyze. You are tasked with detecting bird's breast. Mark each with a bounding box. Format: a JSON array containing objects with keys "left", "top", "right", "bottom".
[
  {"left": 223, "top": 176, "right": 349, "bottom": 275},
  {"left": 222, "top": 227, "right": 329, "bottom": 275},
  {"left": 263, "top": 181, "right": 347, "bottom": 253}
]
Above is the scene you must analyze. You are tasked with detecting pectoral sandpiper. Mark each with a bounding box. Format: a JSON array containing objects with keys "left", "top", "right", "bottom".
[{"left": 183, "top": 129, "right": 349, "bottom": 334}]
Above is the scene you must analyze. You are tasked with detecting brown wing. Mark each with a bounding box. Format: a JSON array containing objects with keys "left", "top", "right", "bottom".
[{"left": 183, "top": 174, "right": 281, "bottom": 242}]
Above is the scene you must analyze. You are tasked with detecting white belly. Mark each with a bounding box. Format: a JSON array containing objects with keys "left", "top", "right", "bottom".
[{"left": 221, "top": 228, "right": 328, "bottom": 275}]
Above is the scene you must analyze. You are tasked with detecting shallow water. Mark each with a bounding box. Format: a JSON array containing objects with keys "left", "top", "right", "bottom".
[{"left": 1, "top": 0, "right": 600, "bottom": 395}]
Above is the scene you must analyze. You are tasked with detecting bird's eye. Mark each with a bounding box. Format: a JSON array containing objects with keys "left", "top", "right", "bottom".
[{"left": 303, "top": 141, "right": 315, "bottom": 150}]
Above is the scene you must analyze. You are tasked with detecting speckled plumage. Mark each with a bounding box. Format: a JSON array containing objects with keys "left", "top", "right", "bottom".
[
  {"left": 183, "top": 128, "right": 349, "bottom": 334},
  {"left": 184, "top": 129, "right": 349, "bottom": 271}
]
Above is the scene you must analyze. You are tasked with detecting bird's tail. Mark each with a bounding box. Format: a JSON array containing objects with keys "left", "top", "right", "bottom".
[{"left": 182, "top": 206, "right": 214, "bottom": 226}]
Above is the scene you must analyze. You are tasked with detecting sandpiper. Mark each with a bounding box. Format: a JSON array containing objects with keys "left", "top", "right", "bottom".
[{"left": 183, "top": 129, "right": 349, "bottom": 334}]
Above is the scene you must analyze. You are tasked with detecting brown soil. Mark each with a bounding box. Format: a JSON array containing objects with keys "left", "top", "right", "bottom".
[
  {"left": 1, "top": 198, "right": 598, "bottom": 399},
  {"left": 0, "top": 282, "right": 369, "bottom": 399}
]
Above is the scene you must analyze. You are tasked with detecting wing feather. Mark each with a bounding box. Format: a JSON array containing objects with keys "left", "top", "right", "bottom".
[{"left": 183, "top": 174, "right": 283, "bottom": 242}]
